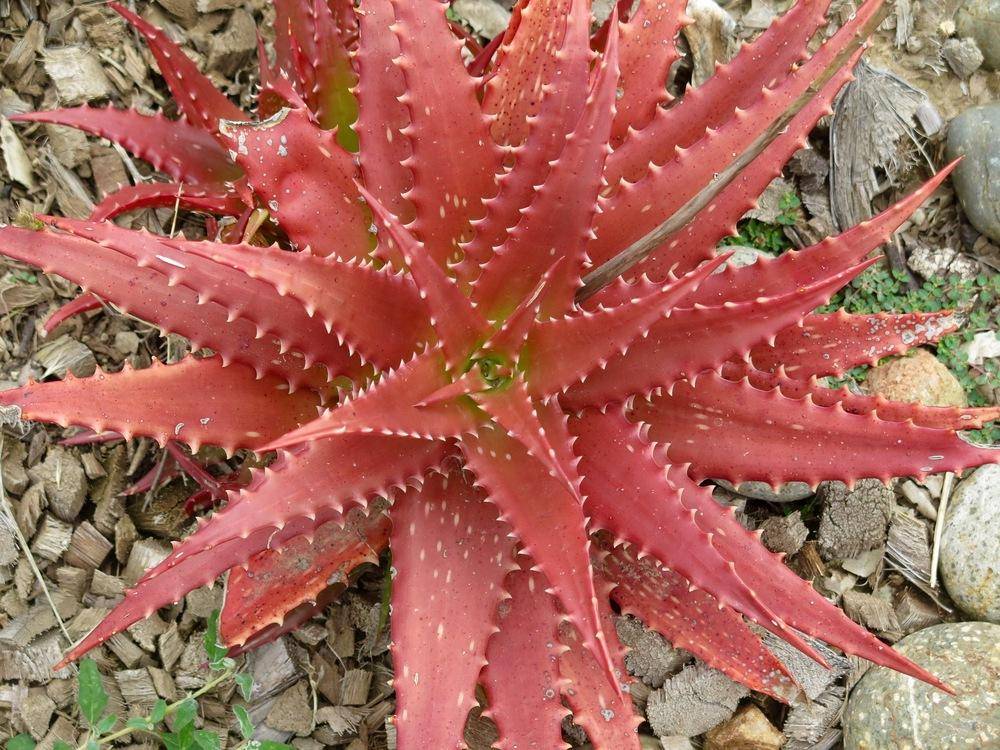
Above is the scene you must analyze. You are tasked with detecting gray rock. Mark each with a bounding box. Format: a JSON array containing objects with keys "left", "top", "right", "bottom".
[
  {"left": 646, "top": 663, "right": 748, "bottom": 738},
  {"left": 947, "top": 104, "right": 1000, "bottom": 243},
  {"left": 817, "top": 480, "right": 894, "bottom": 562},
  {"left": 714, "top": 479, "right": 813, "bottom": 504},
  {"left": 942, "top": 37, "right": 984, "bottom": 78},
  {"left": 759, "top": 512, "right": 809, "bottom": 556},
  {"left": 940, "top": 464, "right": 1000, "bottom": 622},
  {"left": 616, "top": 615, "right": 689, "bottom": 688},
  {"left": 842, "top": 622, "right": 1000, "bottom": 750},
  {"left": 956, "top": 0, "right": 1000, "bottom": 70},
  {"left": 452, "top": 0, "right": 511, "bottom": 39}
]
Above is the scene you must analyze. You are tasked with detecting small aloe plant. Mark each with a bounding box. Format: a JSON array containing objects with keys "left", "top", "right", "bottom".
[{"left": 0, "top": 0, "right": 997, "bottom": 747}]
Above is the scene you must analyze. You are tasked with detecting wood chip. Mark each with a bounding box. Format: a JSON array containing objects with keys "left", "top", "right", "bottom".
[
  {"left": 80, "top": 451, "right": 107, "bottom": 480},
  {"left": 0, "top": 631, "right": 72, "bottom": 681},
  {"left": 64, "top": 520, "right": 112, "bottom": 569},
  {"left": 90, "top": 568, "right": 125, "bottom": 598},
  {"left": 266, "top": 681, "right": 314, "bottom": 736},
  {"left": 15, "top": 483, "right": 46, "bottom": 538},
  {"left": 128, "top": 612, "right": 169, "bottom": 652},
  {"left": 340, "top": 669, "right": 372, "bottom": 706},
  {"left": 114, "top": 511, "right": 138, "bottom": 564},
  {"left": 28, "top": 445, "right": 89, "bottom": 522},
  {"left": 122, "top": 538, "right": 171, "bottom": 587},
  {"left": 36, "top": 714, "right": 77, "bottom": 750},
  {"left": 55, "top": 565, "right": 93, "bottom": 599},
  {"left": 107, "top": 631, "right": 145, "bottom": 669},
  {"left": 842, "top": 589, "right": 902, "bottom": 640},
  {"left": 42, "top": 46, "right": 112, "bottom": 105},
  {"left": 0, "top": 115, "right": 34, "bottom": 189},
  {"left": 148, "top": 665, "right": 178, "bottom": 702},
  {"left": 19, "top": 687, "right": 55, "bottom": 740},
  {"left": 1, "top": 440, "right": 30, "bottom": 495},
  {"left": 158, "top": 623, "right": 185, "bottom": 672},
  {"left": 30, "top": 513, "right": 73, "bottom": 562},
  {"left": 311, "top": 653, "right": 340, "bottom": 705},
  {"left": 115, "top": 668, "right": 159, "bottom": 713}
]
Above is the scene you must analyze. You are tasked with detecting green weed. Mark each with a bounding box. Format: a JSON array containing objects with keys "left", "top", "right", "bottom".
[{"left": 5, "top": 613, "right": 290, "bottom": 750}]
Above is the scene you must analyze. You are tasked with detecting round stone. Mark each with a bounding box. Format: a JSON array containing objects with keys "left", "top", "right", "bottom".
[
  {"left": 842, "top": 622, "right": 1000, "bottom": 750},
  {"left": 946, "top": 103, "right": 1000, "bottom": 243},
  {"left": 865, "top": 348, "right": 967, "bottom": 408},
  {"left": 955, "top": 0, "right": 1000, "bottom": 70},
  {"left": 941, "top": 464, "right": 1000, "bottom": 622}
]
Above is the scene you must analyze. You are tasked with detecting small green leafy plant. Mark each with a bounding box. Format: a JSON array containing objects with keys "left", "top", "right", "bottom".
[
  {"left": 824, "top": 267, "right": 1000, "bottom": 444},
  {"left": 721, "top": 192, "right": 802, "bottom": 254},
  {"left": 5, "top": 613, "right": 287, "bottom": 750}
]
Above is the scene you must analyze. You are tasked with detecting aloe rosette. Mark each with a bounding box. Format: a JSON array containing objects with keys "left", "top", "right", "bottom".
[{"left": 1, "top": 0, "right": 997, "bottom": 746}]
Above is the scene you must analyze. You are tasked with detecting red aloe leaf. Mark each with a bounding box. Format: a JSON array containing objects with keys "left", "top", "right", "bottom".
[
  {"left": 391, "top": 471, "right": 515, "bottom": 749},
  {"left": 219, "top": 107, "right": 371, "bottom": 260},
  {"left": 386, "top": 0, "right": 503, "bottom": 269},
  {"left": 474, "top": 380, "right": 583, "bottom": 499},
  {"left": 659, "top": 461, "right": 951, "bottom": 690},
  {"left": 57, "top": 435, "right": 447, "bottom": 665},
  {"left": 355, "top": 0, "right": 414, "bottom": 231},
  {"left": 749, "top": 311, "right": 960, "bottom": 379},
  {"left": 43, "top": 217, "right": 361, "bottom": 381},
  {"left": 11, "top": 108, "right": 241, "bottom": 185},
  {"left": 482, "top": 560, "right": 571, "bottom": 750},
  {"left": 629, "top": 56, "right": 860, "bottom": 280},
  {"left": 473, "top": 25, "right": 619, "bottom": 320},
  {"left": 264, "top": 350, "right": 481, "bottom": 448},
  {"left": 525, "top": 255, "right": 729, "bottom": 399},
  {"left": 570, "top": 405, "right": 829, "bottom": 666},
  {"left": 687, "top": 167, "right": 956, "bottom": 305},
  {"left": 557, "top": 570, "right": 642, "bottom": 748},
  {"left": 606, "top": 0, "right": 833, "bottom": 186},
  {"left": 110, "top": 3, "right": 245, "bottom": 133},
  {"left": 635, "top": 371, "right": 1000, "bottom": 486},
  {"left": 297, "top": 0, "right": 359, "bottom": 145},
  {"left": 482, "top": 0, "right": 589, "bottom": 148},
  {"left": 0, "top": 355, "right": 319, "bottom": 454},
  {"left": 221, "top": 505, "right": 390, "bottom": 647},
  {"left": 610, "top": 0, "right": 685, "bottom": 144},
  {"left": 463, "top": 422, "right": 619, "bottom": 690},
  {"left": 361, "top": 187, "right": 488, "bottom": 363},
  {"left": 722, "top": 362, "right": 1000, "bottom": 431},
  {"left": 43, "top": 292, "right": 102, "bottom": 333},
  {"left": 596, "top": 542, "right": 802, "bottom": 703},
  {"left": 0, "top": 225, "right": 334, "bottom": 389},
  {"left": 467, "top": 0, "right": 591, "bottom": 268},
  {"left": 591, "top": 0, "right": 881, "bottom": 271},
  {"left": 563, "top": 260, "right": 876, "bottom": 409},
  {"left": 89, "top": 182, "right": 243, "bottom": 222},
  {"left": 174, "top": 236, "right": 429, "bottom": 369},
  {"left": 257, "top": 33, "right": 306, "bottom": 119}
]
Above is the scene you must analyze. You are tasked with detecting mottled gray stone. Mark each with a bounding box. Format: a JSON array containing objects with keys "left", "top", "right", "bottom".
[
  {"left": 941, "top": 37, "right": 984, "bottom": 78},
  {"left": 714, "top": 479, "right": 813, "bottom": 504},
  {"left": 451, "top": 0, "right": 511, "bottom": 39},
  {"left": 817, "top": 480, "right": 893, "bottom": 562},
  {"left": 947, "top": 104, "right": 1000, "bottom": 243},
  {"left": 956, "top": 0, "right": 1000, "bottom": 70},
  {"left": 843, "top": 622, "right": 1000, "bottom": 750},
  {"left": 941, "top": 464, "right": 1000, "bottom": 622}
]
